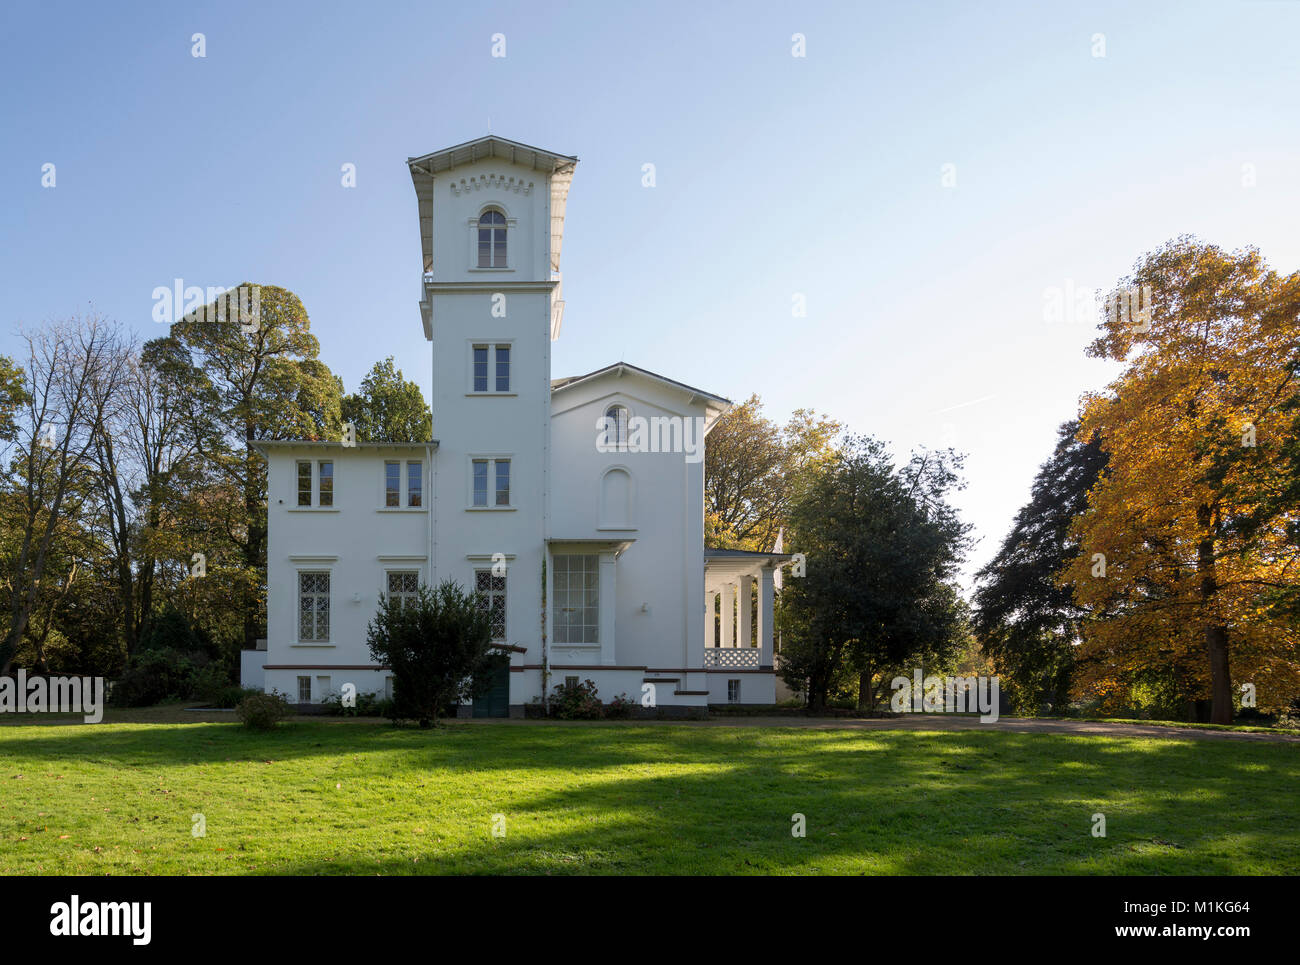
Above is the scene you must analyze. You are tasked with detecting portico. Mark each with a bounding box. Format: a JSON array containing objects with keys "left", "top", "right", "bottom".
[{"left": 703, "top": 548, "right": 792, "bottom": 671}]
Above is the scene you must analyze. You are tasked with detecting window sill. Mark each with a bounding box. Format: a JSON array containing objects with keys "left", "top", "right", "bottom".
[
  {"left": 376, "top": 507, "right": 428, "bottom": 513},
  {"left": 468, "top": 267, "right": 514, "bottom": 273},
  {"left": 288, "top": 507, "right": 340, "bottom": 513},
  {"left": 466, "top": 506, "right": 516, "bottom": 512},
  {"left": 292, "top": 642, "right": 335, "bottom": 648},
  {"left": 466, "top": 392, "right": 518, "bottom": 398}
]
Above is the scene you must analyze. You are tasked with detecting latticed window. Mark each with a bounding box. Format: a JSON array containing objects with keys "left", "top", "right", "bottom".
[
  {"left": 387, "top": 571, "right": 419, "bottom": 610},
  {"left": 477, "top": 210, "right": 507, "bottom": 268},
  {"left": 553, "top": 554, "right": 598, "bottom": 644},
  {"left": 298, "top": 571, "right": 330, "bottom": 641},
  {"left": 475, "top": 570, "right": 506, "bottom": 641},
  {"left": 318, "top": 461, "right": 333, "bottom": 507}
]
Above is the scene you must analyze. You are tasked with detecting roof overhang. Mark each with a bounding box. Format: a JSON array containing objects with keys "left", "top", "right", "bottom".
[
  {"left": 551, "top": 362, "right": 732, "bottom": 429},
  {"left": 407, "top": 135, "right": 578, "bottom": 176},
  {"left": 250, "top": 440, "right": 438, "bottom": 455}
]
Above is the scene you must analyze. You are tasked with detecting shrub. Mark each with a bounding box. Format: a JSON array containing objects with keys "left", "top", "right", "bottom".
[
  {"left": 366, "top": 579, "right": 501, "bottom": 727},
  {"left": 320, "top": 690, "right": 385, "bottom": 717},
  {"left": 549, "top": 678, "right": 604, "bottom": 719},
  {"left": 236, "top": 691, "right": 291, "bottom": 730},
  {"left": 212, "top": 685, "right": 260, "bottom": 709},
  {"left": 605, "top": 693, "right": 635, "bottom": 719}
]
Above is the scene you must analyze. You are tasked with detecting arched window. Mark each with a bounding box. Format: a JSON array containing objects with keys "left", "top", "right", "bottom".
[
  {"left": 478, "top": 210, "right": 507, "bottom": 268},
  {"left": 603, "top": 405, "right": 629, "bottom": 450}
]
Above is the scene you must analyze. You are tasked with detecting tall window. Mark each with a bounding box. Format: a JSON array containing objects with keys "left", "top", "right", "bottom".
[
  {"left": 297, "top": 676, "right": 311, "bottom": 703},
  {"left": 728, "top": 679, "right": 742, "bottom": 703},
  {"left": 495, "top": 459, "right": 510, "bottom": 506},
  {"left": 553, "top": 554, "right": 598, "bottom": 644},
  {"left": 475, "top": 570, "right": 507, "bottom": 641},
  {"left": 318, "top": 461, "right": 333, "bottom": 507},
  {"left": 387, "top": 570, "right": 419, "bottom": 610},
  {"left": 472, "top": 458, "right": 511, "bottom": 508},
  {"left": 297, "top": 461, "right": 312, "bottom": 506},
  {"left": 477, "top": 210, "right": 507, "bottom": 268},
  {"left": 407, "top": 461, "right": 422, "bottom": 507},
  {"left": 385, "top": 461, "right": 400, "bottom": 507},
  {"left": 603, "top": 405, "right": 629, "bottom": 450},
  {"left": 471, "top": 344, "right": 510, "bottom": 393},
  {"left": 495, "top": 345, "right": 510, "bottom": 392},
  {"left": 299, "top": 572, "right": 330, "bottom": 642}
]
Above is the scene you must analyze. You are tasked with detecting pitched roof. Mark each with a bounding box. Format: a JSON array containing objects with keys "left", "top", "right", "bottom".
[
  {"left": 406, "top": 135, "right": 578, "bottom": 175},
  {"left": 550, "top": 362, "right": 731, "bottom": 406}
]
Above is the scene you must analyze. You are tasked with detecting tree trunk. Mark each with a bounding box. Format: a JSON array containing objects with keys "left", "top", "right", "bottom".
[
  {"left": 1196, "top": 505, "right": 1233, "bottom": 725},
  {"left": 856, "top": 668, "right": 875, "bottom": 714}
]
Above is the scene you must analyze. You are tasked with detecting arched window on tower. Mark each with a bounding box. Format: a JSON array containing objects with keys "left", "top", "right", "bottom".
[
  {"left": 477, "top": 210, "right": 507, "bottom": 268},
  {"left": 603, "top": 405, "right": 629, "bottom": 451}
]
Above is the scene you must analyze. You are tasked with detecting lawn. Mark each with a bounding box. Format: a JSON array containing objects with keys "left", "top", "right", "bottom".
[{"left": 1, "top": 714, "right": 1296, "bottom": 874}]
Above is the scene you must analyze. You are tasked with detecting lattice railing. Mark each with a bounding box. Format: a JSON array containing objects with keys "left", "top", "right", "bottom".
[{"left": 704, "top": 648, "right": 760, "bottom": 669}]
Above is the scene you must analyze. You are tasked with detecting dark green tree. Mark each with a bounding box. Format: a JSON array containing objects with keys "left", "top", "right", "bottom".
[
  {"left": 778, "top": 436, "right": 971, "bottom": 712},
  {"left": 972, "top": 421, "right": 1107, "bottom": 714},
  {"left": 366, "top": 579, "right": 504, "bottom": 727}
]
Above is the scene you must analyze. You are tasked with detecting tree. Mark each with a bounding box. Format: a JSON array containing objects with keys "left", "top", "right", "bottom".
[
  {"left": 778, "top": 436, "right": 971, "bottom": 712},
  {"left": 169, "top": 285, "right": 341, "bottom": 649},
  {"left": 341, "top": 357, "right": 431, "bottom": 443},
  {"left": 1063, "top": 238, "right": 1300, "bottom": 723},
  {"left": 365, "top": 579, "right": 504, "bottom": 727},
  {"left": 1, "top": 317, "right": 131, "bottom": 674},
  {"left": 973, "top": 421, "right": 1107, "bottom": 714},
  {"left": 705, "top": 395, "right": 840, "bottom": 551}
]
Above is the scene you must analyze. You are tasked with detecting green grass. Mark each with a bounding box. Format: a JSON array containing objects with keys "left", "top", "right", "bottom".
[{"left": 1, "top": 715, "right": 1296, "bottom": 875}]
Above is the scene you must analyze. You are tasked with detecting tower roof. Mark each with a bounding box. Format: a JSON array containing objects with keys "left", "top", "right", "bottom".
[{"left": 406, "top": 135, "right": 577, "bottom": 176}]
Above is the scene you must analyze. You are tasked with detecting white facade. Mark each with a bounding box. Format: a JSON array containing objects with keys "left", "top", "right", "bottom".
[{"left": 248, "top": 136, "right": 785, "bottom": 715}]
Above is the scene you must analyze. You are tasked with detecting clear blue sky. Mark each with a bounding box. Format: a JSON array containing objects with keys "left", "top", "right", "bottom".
[{"left": 3, "top": 0, "right": 1298, "bottom": 587}]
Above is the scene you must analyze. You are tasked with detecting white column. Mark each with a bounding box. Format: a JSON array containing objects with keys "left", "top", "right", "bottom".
[
  {"left": 758, "top": 566, "right": 775, "bottom": 667},
  {"left": 737, "top": 575, "right": 752, "bottom": 649},
  {"left": 599, "top": 551, "right": 617, "bottom": 665},
  {"left": 704, "top": 591, "right": 715, "bottom": 648},
  {"left": 721, "top": 583, "right": 735, "bottom": 648}
]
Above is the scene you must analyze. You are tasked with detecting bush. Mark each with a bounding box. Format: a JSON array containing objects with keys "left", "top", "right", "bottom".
[
  {"left": 549, "top": 678, "right": 604, "bottom": 719},
  {"left": 605, "top": 693, "right": 635, "bottom": 719},
  {"left": 236, "top": 691, "right": 291, "bottom": 730},
  {"left": 320, "top": 690, "right": 385, "bottom": 717}
]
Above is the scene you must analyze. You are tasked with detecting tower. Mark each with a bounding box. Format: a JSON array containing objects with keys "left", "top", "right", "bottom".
[{"left": 406, "top": 136, "right": 578, "bottom": 657}]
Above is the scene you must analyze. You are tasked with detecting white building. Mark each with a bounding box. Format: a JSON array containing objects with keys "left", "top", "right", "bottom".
[{"left": 242, "top": 136, "right": 789, "bottom": 716}]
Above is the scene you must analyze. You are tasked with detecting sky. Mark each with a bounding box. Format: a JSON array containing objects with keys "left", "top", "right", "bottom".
[{"left": 2, "top": 0, "right": 1298, "bottom": 589}]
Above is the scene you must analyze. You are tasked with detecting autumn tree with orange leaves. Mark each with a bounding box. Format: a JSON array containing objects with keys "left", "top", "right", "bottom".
[{"left": 1062, "top": 238, "right": 1300, "bottom": 724}]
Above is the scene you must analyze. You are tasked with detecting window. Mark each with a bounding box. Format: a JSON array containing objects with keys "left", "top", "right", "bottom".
[
  {"left": 603, "top": 405, "right": 628, "bottom": 450},
  {"left": 565, "top": 676, "right": 579, "bottom": 689},
  {"left": 495, "top": 345, "right": 510, "bottom": 392},
  {"left": 298, "top": 676, "right": 311, "bottom": 703},
  {"left": 387, "top": 570, "right": 419, "bottom": 610},
  {"left": 495, "top": 459, "right": 510, "bottom": 506},
  {"left": 299, "top": 571, "right": 330, "bottom": 642},
  {"left": 318, "top": 461, "right": 333, "bottom": 507},
  {"left": 553, "top": 554, "right": 598, "bottom": 644},
  {"left": 297, "top": 461, "right": 312, "bottom": 506},
  {"left": 475, "top": 570, "right": 507, "bottom": 641},
  {"left": 471, "top": 344, "right": 511, "bottom": 393},
  {"left": 385, "top": 461, "right": 400, "bottom": 507},
  {"left": 407, "top": 461, "right": 422, "bottom": 507},
  {"left": 728, "top": 679, "right": 742, "bottom": 703},
  {"left": 471, "top": 458, "right": 511, "bottom": 508},
  {"left": 296, "top": 460, "right": 333, "bottom": 508},
  {"left": 477, "top": 210, "right": 507, "bottom": 268}
]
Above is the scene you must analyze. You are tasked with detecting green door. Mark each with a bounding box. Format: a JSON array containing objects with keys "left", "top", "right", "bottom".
[{"left": 472, "top": 662, "right": 510, "bottom": 718}]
